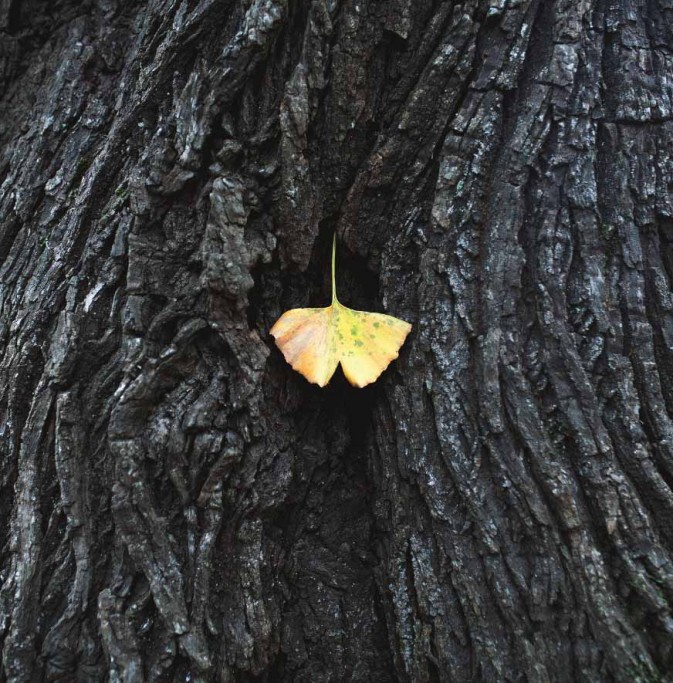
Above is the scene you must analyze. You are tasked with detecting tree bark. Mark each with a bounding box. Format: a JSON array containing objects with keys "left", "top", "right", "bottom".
[{"left": 1, "top": 0, "right": 673, "bottom": 681}]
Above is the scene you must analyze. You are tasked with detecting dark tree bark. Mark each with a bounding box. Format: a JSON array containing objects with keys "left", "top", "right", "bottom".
[{"left": 1, "top": 0, "right": 673, "bottom": 681}]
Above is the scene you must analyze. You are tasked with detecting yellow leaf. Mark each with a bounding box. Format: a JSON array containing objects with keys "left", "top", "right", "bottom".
[{"left": 270, "top": 236, "right": 412, "bottom": 387}]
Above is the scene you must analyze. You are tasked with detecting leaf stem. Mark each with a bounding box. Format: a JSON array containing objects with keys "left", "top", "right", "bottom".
[{"left": 331, "top": 232, "right": 338, "bottom": 304}]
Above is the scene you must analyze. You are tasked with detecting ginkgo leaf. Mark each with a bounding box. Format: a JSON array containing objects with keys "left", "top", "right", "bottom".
[{"left": 270, "top": 235, "right": 412, "bottom": 388}]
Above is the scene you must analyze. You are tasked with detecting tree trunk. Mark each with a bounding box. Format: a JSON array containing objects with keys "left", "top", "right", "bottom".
[{"left": 1, "top": 0, "right": 673, "bottom": 681}]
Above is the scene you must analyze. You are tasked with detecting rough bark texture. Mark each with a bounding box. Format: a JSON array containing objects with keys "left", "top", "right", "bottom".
[{"left": 1, "top": 0, "right": 673, "bottom": 681}]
